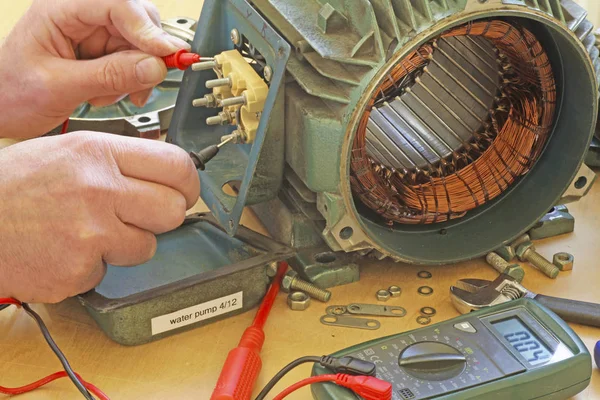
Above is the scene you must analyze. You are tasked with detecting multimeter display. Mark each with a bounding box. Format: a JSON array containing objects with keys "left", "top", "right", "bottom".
[{"left": 492, "top": 317, "right": 552, "bottom": 366}]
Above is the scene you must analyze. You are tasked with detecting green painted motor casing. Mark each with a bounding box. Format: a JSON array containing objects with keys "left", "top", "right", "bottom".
[
  {"left": 169, "top": 0, "right": 599, "bottom": 265},
  {"left": 311, "top": 298, "right": 592, "bottom": 400}
]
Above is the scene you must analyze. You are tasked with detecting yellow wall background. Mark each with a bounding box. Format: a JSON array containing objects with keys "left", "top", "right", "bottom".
[{"left": 0, "top": 1, "right": 598, "bottom": 40}]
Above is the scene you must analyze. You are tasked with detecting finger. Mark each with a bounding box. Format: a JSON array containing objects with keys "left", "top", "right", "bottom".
[
  {"left": 142, "top": 0, "right": 162, "bottom": 27},
  {"left": 105, "top": 136, "right": 200, "bottom": 208},
  {"left": 71, "top": 262, "right": 108, "bottom": 297},
  {"left": 88, "top": 94, "right": 129, "bottom": 108},
  {"left": 52, "top": 51, "right": 167, "bottom": 104},
  {"left": 65, "top": 0, "right": 189, "bottom": 56},
  {"left": 103, "top": 223, "right": 157, "bottom": 267},
  {"left": 116, "top": 177, "right": 187, "bottom": 234},
  {"left": 129, "top": 88, "right": 153, "bottom": 107},
  {"left": 79, "top": 29, "right": 133, "bottom": 59}
]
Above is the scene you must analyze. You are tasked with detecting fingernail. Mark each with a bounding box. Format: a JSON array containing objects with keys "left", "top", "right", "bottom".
[
  {"left": 168, "top": 36, "right": 191, "bottom": 51},
  {"left": 135, "top": 57, "right": 165, "bottom": 85}
]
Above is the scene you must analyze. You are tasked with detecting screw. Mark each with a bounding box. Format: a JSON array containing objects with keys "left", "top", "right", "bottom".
[
  {"left": 221, "top": 130, "right": 246, "bottom": 144},
  {"left": 282, "top": 271, "right": 331, "bottom": 303},
  {"left": 516, "top": 242, "right": 559, "bottom": 279},
  {"left": 494, "top": 245, "right": 515, "bottom": 262},
  {"left": 265, "top": 262, "right": 278, "bottom": 278},
  {"left": 206, "top": 77, "right": 232, "bottom": 89},
  {"left": 230, "top": 29, "right": 241, "bottom": 45},
  {"left": 192, "top": 61, "right": 218, "bottom": 72},
  {"left": 220, "top": 95, "right": 246, "bottom": 107},
  {"left": 485, "top": 252, "right": 525, "bottom": 283},
  {"left": 206, "top": 111, "right": 233, "bottom": 126},
  {"left": 192, "top": 94, "right": 217, "bottom": 108},
  {"left": 510, "top": 234, "right": 530, "bottom": 253},
  {"left": 263, "top": 66, "right": 273, "bottom": 82}
]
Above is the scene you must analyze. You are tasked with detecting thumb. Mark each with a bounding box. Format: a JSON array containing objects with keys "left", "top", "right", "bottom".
[{"left": 57, "top": 50, "right": 167, "bottom": 104}]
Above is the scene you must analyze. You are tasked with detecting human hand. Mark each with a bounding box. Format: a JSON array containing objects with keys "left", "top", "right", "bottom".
[
  {"left": 0, "top": 0, "right": 190, "bottom": 139},
  {"left": 0, "top": 132, "right": 200, "bottom": 303}
]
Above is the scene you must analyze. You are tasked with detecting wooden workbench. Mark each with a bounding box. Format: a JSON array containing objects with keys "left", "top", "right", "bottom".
[{"left": 1, "top": 1, "right": 600, "bottom": 399}]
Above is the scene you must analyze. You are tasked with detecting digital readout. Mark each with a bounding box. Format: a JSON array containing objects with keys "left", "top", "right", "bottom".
[{"left": 492, "top": 317, "right": 553, "bottom": 366}]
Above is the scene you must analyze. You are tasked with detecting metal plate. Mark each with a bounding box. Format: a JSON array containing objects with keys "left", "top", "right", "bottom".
[
  {"left": 346, "top": 303, "right": 407, "bottom": 317},
  {"left": 320, "top": 315, "right": 380, "bottom": 330}
]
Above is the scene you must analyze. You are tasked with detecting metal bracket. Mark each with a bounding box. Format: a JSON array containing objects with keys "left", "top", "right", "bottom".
[
  {"left": 558, "top": 163, "right": 596, "bottom": 204},
  {"left": 287, "top": 246, "right": 360, "bottom": 289},
  {"left": 528, "top": 205, "right": 575, "bottom": 240}
]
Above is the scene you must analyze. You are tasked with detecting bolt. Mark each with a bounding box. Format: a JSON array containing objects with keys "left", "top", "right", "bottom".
[
  {"left": 230, "top": 28, "right": 241, "bottom": 45},
  {"left": 494, "top": 245, "right": 515, "bottom": 262},
  {"left": 263, "top": 66, "right": 273, "bottom": 82},
  {"left": 221, "top": 130, "right": 246, "bottom": 144},
  {"left": 192, "top": 61, "right": 218, "bottom": 72},
  {"left": 206, "top": 77, "right": 232, "bottom": 89},
  {"left": 510, "top": 234, "right": 530, "bottom": 253},
  {"left": 265, "top": 262, "right": 278, "bottom": 278},
  {"left": 192, "top": 94, "right": 217, "bottom": 108},
  {"left": 516, "top": 242, "right": 559, "bottom": 279},
  {"left": 220, "top": 95, "right": 246, "bottom": 107},
  {"left": 281, "top": 271, "right": 331, "bottom": 303},
  {"left": 206, "top": 111, "right": 233, "bottom": 126},
  {"left": 485, "top": 252, "right": 525, "bottom": 283}
]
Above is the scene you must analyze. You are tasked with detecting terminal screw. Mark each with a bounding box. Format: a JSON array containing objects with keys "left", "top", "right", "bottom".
[
  {"left": 231, "top": 28, "right": 241, "bottom": 45},
  {"left": 516, "top": 242, "right": 559, "bottom": 279},
  {"left": 282, "top": 271, "right": 331, "bottom": 303}
]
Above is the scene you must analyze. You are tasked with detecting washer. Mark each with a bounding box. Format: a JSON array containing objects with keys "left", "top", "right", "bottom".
[{"left": 418, "top": 286, "right": 434, "bottom": 296}]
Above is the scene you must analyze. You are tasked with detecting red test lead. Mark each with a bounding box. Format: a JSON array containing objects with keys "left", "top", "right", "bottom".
[
  {"left": 162, "top": 49, "right": 201, "bottom": 70},
  {"left": 272, "top": 374, "right": 392, "bottom": 400},
  {"left": 210, "top": 262, "right": 288, "bottom": 400}
]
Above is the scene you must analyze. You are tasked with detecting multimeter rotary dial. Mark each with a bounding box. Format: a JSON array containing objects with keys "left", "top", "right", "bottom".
[{"left": 398, "top": 342, "right": 467, "bottom": 381}]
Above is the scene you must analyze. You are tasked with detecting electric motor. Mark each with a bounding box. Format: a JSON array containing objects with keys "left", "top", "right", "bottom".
[{"left": 169, "top": 0, "right": 599, "bottom": 265}]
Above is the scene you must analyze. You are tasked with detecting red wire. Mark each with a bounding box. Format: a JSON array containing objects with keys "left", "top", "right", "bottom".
[
  {"left": 0, "top": 371, "right": 109, "bottom": 400},
  {"left": 252, "top": 261, "right": 288, "bottom": 330},
  {"left": 0, "top": 298, "right": 21, "bottom": 307},
  {"left": 272, "top": 375, "right": 338, "bottom": 400},
  {"left": 0, "top": 299, "right": 109, "bottom": 399},
  {"left": 60, "top": 119, "right": 70, "bottom": 134}
]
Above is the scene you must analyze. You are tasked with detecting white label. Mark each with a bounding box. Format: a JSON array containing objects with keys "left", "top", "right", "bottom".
[{"left": 151, "top": 292, "right": 243, "bottom": 335}]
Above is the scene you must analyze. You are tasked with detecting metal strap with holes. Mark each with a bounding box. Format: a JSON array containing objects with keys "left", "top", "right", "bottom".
[
  {"left": 320, "top": 315, "right": 380, "bottom": 330},
  {"left": 346, "top": 303, "right": 407, "bottom": 317}
]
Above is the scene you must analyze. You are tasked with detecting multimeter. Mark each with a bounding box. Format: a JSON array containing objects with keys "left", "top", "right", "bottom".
[{"left": 312, "top": 299, "right": 591, "bottom": 400}]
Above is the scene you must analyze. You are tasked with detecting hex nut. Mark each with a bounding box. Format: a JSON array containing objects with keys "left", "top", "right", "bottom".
[
  {"left": 281, "top": 270, "right": 298, "bottom": 293},
  {"left": 376, "top": 289, "right": 391, "bottom": 302},
  {"left": 553, "top": 252, "right": 574, "bottom": 271},
  {"left": 505, "top": 264, "right": 525, "bottom": 283},
  {"left": 388, "top": 286, "right": 402, "bottom": 297},
  {"left": 515, "top": 241, "right": 535, "bottom": 261},
  {"left": 287, "top": 292, "right": 311, "bottom": 311},
  {"left": 495, "top": 245, "right": 516, "bottom": 262}
]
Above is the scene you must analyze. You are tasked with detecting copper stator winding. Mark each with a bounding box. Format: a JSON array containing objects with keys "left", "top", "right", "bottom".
[{"left": 350, "top": 20, "right": 556, "bottom": 225}]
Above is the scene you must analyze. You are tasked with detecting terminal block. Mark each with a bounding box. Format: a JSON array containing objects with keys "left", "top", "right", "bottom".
[{"left": 194, "top": 49, "right": 268, "bottom": 144}]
